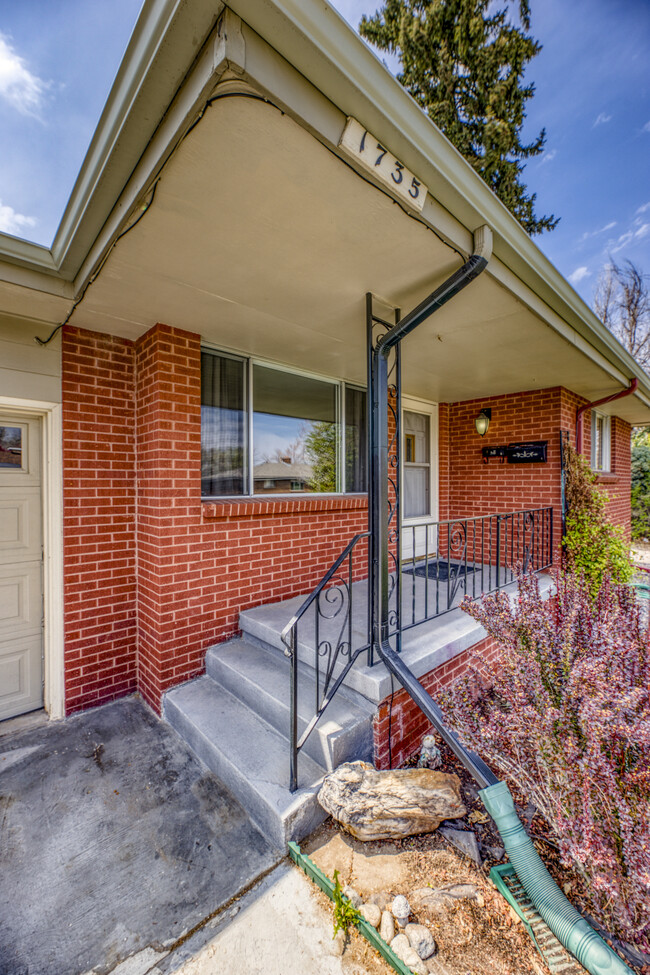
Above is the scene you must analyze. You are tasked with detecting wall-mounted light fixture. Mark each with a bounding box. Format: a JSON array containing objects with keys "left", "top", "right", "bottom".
[{"left": 475, "top": 408, "right": 491, "bottom": 437}]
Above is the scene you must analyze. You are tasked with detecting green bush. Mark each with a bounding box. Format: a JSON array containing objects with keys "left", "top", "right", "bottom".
[
  {"left": 631, "top": 430, "right": 650, "bottom": 540},
  {"left": 562, "top": 441, "right": 633, "bottom": 595}
]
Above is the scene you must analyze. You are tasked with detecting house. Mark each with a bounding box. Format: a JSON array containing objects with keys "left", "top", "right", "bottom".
[{"left": 1, "top": 0, "right": 649, "bottom": 845}]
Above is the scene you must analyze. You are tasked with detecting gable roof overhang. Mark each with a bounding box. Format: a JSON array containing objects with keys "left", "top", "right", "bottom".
[{"left": 0, "top": 0, "right": 649, "bottom": 423}]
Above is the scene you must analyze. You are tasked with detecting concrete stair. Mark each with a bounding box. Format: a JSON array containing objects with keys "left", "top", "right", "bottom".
[{"left": 164, "top": 635, "right": 375, "bottom": 851}]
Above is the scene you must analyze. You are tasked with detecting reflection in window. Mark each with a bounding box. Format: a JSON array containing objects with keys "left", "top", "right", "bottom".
[
  {"left": 200, "top": 350, "right": 368, "bottom": 498},
  {"left": 0, "top": 427, "right": 22, "bottom": 468},
  {"left": 591, "top": 411, "right": 611, "bottom": 473},
  {"left": 345, "top": 386, "right": 367, "bottom": 493},
  {"left": 404, "top": 410, "right": 430, "bottom": 518},
  {"left": 253, "top": 365, "right": 336, "bottom": 494},
  {"left": 201, "top": 353, "right": 246, "bottom": 495}
]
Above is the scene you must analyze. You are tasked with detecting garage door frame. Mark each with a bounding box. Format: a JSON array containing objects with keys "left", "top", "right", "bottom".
[{"left": 0, "top": 395, "right": 64, "bottom": 720}]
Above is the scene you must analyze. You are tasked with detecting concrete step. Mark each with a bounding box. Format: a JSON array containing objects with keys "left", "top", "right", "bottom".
[
  {"left": 205, "top": 637, "right": 375, "bottom": 771},
  {"left": 163, "top": 675, "right": 327, "bottom": 851}
]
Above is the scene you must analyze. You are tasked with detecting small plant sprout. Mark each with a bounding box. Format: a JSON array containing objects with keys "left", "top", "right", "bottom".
[{"left": 331, "top": 869, "right": 361, "bottom": 939}]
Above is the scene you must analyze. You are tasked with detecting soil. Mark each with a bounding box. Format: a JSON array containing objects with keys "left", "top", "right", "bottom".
[{"left": 301, "top": 742, "right": 648, "bottom": 975}]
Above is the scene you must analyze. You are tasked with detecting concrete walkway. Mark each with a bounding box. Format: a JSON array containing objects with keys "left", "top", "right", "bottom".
[{"left": 0, "top": 697, "right": 280, "bottom": 975}]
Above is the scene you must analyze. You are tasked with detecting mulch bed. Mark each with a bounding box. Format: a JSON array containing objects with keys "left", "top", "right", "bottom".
[{"left": 405, "top": 741, "right": 649, "bottom": 975}]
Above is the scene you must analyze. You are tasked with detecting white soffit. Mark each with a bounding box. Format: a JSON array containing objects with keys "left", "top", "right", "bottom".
[{"left": 68, "top": 96, "right": 650, "bottom": 424}]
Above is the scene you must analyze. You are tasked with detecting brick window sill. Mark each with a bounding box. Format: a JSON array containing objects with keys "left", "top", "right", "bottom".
[
  {"left": 202, "top": 494, "right": 368, "bottom": 520},
  {"left": 594, "top": 472, "right": 620, "bottom": 485}
]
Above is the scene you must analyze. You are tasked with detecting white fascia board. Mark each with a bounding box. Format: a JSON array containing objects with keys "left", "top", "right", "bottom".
[
  {"left": 227, "top": 0, "right": 650, "bottom": 407},
  {"left": 0, "top": 234, "right": 57, "bottom": 277},
  {"left": 52, "top": 0, "right": 225, "bottom": 279}
]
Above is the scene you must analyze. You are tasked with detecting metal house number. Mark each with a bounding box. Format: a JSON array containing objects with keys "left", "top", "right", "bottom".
[{"left": 338, "top": 117, "right": 429, "bottom": 213}]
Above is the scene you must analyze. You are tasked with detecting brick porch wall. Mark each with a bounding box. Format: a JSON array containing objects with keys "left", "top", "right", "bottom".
[
  {"left": 61, "top": 324, "right": 632, "bottom": 717},
  {"left": 373, "top": 636, "right": 499, "bottom": 769},
  {"left": 62, "top": 328, "right": 137, "bottom": 713}
]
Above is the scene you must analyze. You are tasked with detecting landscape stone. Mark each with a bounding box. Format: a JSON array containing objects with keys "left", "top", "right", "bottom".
[
  {"left": 368, "top": 891, "right": 393, "bottom": 911},
  {"left": 438, "top": 826, "right": 482, "bottom": 865},
  {"left": 391, "top": 894, "right": 411, "bottom": 927},
  {"left": 380, "top": 910, "right": 395, "bottom": 943},
  {"left": 318, "top": 762, "right": 466, "bottom": 841},
  {"left": 405, "top": 923, "right": 437, "bottom": 959},
  {"left": 390, "top": 934, "right": 428, "bottom": 975},
  {"left": 360, "top": 903, "right": 381, "bottom": 928},
  {"left": 342, "top": 885, "right": 363, "bottom": 908},
  {"left": 410, "top": 888, "right": 458, "bottom": 913}
]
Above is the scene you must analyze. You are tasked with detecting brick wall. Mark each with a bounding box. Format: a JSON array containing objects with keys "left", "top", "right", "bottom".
[
  {"left": 373, "top": 636, "right": 499, "bottom": 768},
  {"left": 596, "top": 415, "right": 632, "bottom": 536},
  {"left": 61, "top": 323, "right": 632, "bottom": 716},
  {"left": 62, "top": 328, "right": 137, "bottom": 713},
  {"left": 62, "top": 323, "right": 368, "bottom": 714}
]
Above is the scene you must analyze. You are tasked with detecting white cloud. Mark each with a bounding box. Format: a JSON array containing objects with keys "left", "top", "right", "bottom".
[
  {"left": 579, "top": 221, "right": 617, "bottom": 242},
  {"left": 539, "top": 149, "right": 557, "bottom": 165},
  {"left": 643, "top": 120, "right": 650, "bottom": 134},
  {"left": 637, "top": 202, "right": 650, "bottom": 215},
  {"left": 635, "top": 222, "right": 650, "bottom": 241},
  {"left": 0, "top": 200, "right": 37, "bottom": 235},
  {"left": 0, "top": 33, "right": 49, "bottom": 116},
  {"left": 593, "top": 112, "right": 612, "bottom": 126},
  {"left": 569, "top": 266, "right": 590, "bottom": 284}
]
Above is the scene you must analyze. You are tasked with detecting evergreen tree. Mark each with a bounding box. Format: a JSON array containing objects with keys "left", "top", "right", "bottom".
[{"left": 359, "top": 0, "right": 558, "bottom": 235}]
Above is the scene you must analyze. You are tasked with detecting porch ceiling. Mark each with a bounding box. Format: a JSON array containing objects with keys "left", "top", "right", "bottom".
[{"left": 70, "top": 96, "right": 648, "bottom": 422}]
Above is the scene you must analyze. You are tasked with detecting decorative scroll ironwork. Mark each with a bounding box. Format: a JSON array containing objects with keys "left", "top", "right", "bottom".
[
  {"left": 399, "top": 507, "right": 553, "bottom": 632},
  {"left": 280, "top": 532, "right": 370, "bottom": 793},
  {"left": 367, "top": 296, "right": 401, "bottom": 664}
]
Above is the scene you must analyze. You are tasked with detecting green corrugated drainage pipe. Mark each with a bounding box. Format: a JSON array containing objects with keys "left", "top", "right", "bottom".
[
  {"left": 377, "top": 641, "right": 634, "bottom": 975},
  {"left": 480, "top": 782, "right": 631, "bottom": 974}
]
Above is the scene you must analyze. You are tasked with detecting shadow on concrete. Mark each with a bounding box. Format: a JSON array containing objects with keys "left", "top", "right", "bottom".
[{"left": 0, "top": 696, "right": 280, "bottom": 975}]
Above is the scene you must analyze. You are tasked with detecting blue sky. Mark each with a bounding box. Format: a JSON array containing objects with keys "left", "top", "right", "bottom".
[{"left": 0, "top": 0, "right": 648, "bottom": 308}]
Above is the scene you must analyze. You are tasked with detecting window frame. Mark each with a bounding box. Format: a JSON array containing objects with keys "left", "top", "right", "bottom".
[
  {"left": 201, "top": 346, "right": 367, "bottom": 499},
  {"left": 401, "top": 396, "right": 439, "bottom": 525},
  {"left": 590, "top": 410, "right": 611, "bottom": 473}
]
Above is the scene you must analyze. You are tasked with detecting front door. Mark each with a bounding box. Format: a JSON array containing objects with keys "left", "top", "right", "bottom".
[{"left": 0, "top": 415, "right": 43, "bottom": 720}]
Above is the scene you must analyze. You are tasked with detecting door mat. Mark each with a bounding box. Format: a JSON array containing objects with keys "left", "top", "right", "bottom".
[{"left": 403, "top": 559, "right": 476, "bottom": 582}]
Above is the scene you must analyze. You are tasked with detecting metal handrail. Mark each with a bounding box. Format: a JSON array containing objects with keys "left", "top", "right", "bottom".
[
  {"left": 279, "top": 531, "right": 370, "bottom": 657},
  {"left": 281, "top": 531, "right": 370, "bottom": 792}
]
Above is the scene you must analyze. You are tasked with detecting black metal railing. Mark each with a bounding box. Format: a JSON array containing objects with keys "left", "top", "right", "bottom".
[
  {"left": 280, "top": 532, "right": 370, "bottom": 793},
  {"left": 281, "top": 507, "right": 553, "bottom": 792},
  {"left": 399, "top": 507, "right": 553, "bottom": 631}
]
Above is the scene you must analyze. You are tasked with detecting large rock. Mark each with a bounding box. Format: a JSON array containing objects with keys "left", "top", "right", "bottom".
[{"left": 318, "top": 762, "right": 466, "bottom": 841}]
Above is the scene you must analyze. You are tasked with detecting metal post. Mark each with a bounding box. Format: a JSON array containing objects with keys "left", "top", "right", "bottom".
[
  {"left": 372, "top": 346, "right": 390, "bottom": 649},
  {"left": 289, "top": 627, "right": 298, "bottom": 793}
]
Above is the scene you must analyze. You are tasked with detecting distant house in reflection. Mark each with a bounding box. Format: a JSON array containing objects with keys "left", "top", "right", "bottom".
[{"left": 253, "top": 459, "right": 313, "bottom": 494}]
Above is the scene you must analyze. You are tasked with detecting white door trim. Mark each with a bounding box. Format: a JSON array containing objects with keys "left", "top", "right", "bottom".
[{"left": 0, "top": 396, "right": 64, "bottom": 719}]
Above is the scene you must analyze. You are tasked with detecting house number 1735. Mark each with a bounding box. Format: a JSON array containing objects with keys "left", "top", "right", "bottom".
[{"left": 338, "top": 117, "right": 428, "bottom": 213}]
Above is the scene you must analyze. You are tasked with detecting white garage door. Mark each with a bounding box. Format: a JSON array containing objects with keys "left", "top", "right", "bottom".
[{"left": 0, "top": 415, "right": 43, "bottom": 720}]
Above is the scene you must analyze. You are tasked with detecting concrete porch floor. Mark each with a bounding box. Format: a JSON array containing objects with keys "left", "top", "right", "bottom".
[
  {"left": 0, "top": 697, "right": 281, "bottom": 975},
  {"left": 241, "top": 570, "right": 554, "bottom": 704}
]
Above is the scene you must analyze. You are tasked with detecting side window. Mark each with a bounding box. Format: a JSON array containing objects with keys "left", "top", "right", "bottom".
[{"left": 591, "top": 411, "right": 611, "bottom": 473}]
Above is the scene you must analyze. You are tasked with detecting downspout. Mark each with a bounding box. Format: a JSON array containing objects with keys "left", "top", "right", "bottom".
[
  {"left": 371, "top": 225, "right": 634, "bottom": 974},
  {"left": 370, "top": 225, "right": 493, "bottom": 651},
  {"left": 575, "top": 378, "right": 638, "bottom": 453}
]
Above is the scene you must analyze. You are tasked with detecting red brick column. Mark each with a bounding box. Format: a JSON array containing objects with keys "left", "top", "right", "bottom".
[
  {"left": 62, "top": 327, "right": 137, "bottom": 713},
  {"left": 135, "top": 324, "right": 203, "bottom": 710}
]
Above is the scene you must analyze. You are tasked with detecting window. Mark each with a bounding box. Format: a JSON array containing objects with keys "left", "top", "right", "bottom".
[
  {"left": 201, "top": 350, "right": 367, "bottom": 497},
  {"left": 591, "top": 411, "right": 611, "bottom": 472},
  {"left": 403, "top": 410, "right": 430, "bottom": 518}
]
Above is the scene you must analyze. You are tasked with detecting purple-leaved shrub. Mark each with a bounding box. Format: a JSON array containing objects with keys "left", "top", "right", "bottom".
[{"left": 440, "top": 569, "right": 650, "bottom": 949}]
